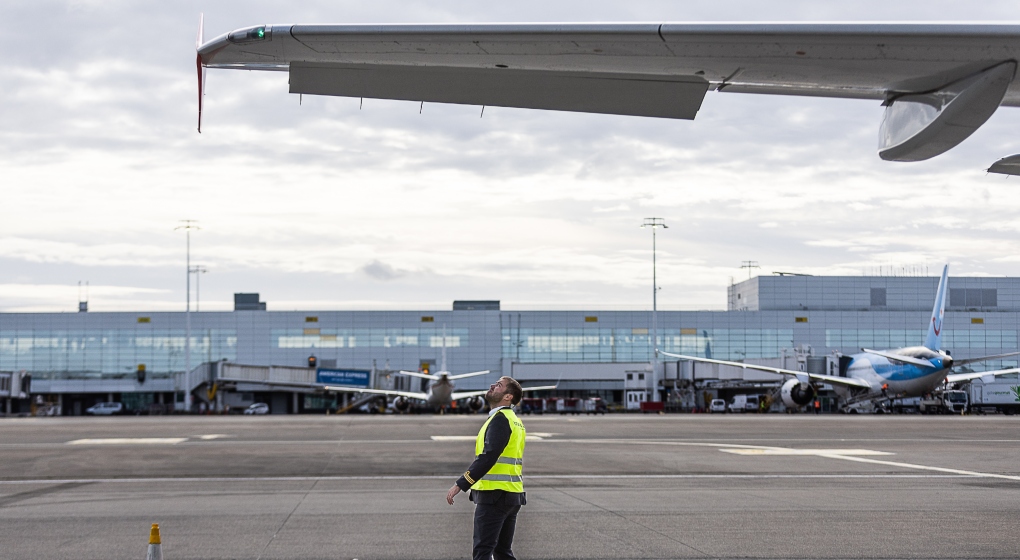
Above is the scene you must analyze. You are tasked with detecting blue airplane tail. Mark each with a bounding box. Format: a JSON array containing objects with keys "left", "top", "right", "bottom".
[{"left": 923, "top": 265, "right": 949, "bottom": 351}]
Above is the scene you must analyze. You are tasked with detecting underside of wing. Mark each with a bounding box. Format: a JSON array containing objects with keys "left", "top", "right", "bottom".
[
  {"left": 323, "top": 386, "right": 426, "bottom": 400},
  {"left": 659, "top": 351, "right": 872, "bottom": 389},
  {"left": 450, "top": 390, "right": 487, "bottom": 400},
  {"left": 198, "top": 22, "right": 1020, "bottom": 160}
]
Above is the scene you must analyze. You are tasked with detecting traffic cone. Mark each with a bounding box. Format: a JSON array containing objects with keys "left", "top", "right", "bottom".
[{"left": 146, "top": 523, "right": 163, "bottom": 560}]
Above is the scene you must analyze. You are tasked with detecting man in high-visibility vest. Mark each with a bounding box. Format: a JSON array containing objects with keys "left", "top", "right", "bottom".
[{"left": 446, "top": 376, "right": 526, "bottom": 560}]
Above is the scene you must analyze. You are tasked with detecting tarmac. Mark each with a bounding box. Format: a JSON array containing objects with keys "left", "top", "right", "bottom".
[{"left": 1, "top": 413, "right": 1019, "bottom": 559}]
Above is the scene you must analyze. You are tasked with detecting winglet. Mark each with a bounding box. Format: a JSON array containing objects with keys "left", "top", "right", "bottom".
[
  {"left": 923, "top": 265, "right": 949, "bottom": 351},
  {"left": 196, "top": 13, "right": 206, "bottom": 133}
]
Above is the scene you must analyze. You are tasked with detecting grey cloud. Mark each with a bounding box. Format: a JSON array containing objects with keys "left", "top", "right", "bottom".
[{"left": 360, "top": 260, "right": 410, "bottom": 281}]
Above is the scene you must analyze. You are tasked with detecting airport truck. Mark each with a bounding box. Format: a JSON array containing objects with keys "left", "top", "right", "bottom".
[
  {"left": 967, "top": 381, "right": 1020, "bottom": 415},
  {"left": 918, "top": 390, "right": 968, "bottom": 414}
]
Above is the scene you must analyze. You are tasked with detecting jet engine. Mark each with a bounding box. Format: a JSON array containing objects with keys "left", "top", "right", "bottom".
[
  {"left": 780, "top": 378, "right": 816, "bottom": 408},
  {"left": 393, "top": 396, "right": 411, "bottom": 412},
  {"left": 468, "top": 396, "right": 486, "bottom": 412}
]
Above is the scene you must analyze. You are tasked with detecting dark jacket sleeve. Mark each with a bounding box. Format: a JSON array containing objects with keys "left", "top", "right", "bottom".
[{"left": 455, "top": 412, "right": 511, "bottom": 491}]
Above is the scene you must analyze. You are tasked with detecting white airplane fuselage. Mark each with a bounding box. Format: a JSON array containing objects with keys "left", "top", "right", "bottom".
[
  {"left": 840, "top": 346, "right": 953, "bottom": 401},
  {"left": 423, "top": 375, "right": 456, "bottom": 407}
]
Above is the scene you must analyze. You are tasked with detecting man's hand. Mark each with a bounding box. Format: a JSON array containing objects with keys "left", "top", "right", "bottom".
[{"left": 446, "top": 485, "right": 461, "bottom": 505}]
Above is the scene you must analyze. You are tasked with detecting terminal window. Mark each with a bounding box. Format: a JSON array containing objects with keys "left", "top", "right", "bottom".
[
  {"left": 870, "top": 288, "right": 887, "bottom": 307},
  {"left": 950, "top": 288, "right": 997, "bottom": 307}
]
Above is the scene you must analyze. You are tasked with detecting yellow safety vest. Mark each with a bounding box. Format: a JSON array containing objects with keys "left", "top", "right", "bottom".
[{"left": 471, "top": 407, "right": 526, "bottom": 493}]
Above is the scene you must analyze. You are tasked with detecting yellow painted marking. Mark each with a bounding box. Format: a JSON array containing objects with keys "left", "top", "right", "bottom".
[{"left": 67, "top": 438, "right": 187, "bottom": 445}]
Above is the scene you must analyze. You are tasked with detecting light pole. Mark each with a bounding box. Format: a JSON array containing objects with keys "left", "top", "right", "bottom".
[
  {"left": 641, "top": 217, "right": 667, "bottom": 402},
  {"left": 175, "top": 220, "right": 200, "bottom": 412},
  {"left": 191, "top": 266, "right": 208, "bottom": 311}
]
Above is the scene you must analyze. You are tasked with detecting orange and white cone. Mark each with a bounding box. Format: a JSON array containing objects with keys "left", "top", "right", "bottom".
[{"left": 146, "top": 524, "right": 163, "bottom": 560}]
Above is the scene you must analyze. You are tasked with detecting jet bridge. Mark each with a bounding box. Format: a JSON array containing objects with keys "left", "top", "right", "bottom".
[{"left": 184, "top": 362, "right": 377, "bottom": 413}]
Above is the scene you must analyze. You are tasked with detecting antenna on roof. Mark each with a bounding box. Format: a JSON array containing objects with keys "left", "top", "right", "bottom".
[{"left": 78, "top": 281, "right": 89, "bottom": 313}]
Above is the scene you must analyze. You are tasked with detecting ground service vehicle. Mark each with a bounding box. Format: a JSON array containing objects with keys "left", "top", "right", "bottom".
[
  {"left": 709, "top": 399, "right": 727, "bottom": 413},
  {"left": 967, "top": 381, "right": 1020, "bottom": 414},
  {"left": 584, "top": 398, "right": 607, "bottom": 415},
  {"left": 918, "top": 390, "right": 968, "bottom": 414},
  {"left": 728, "top": 395, "right": 748, "bottom": 413}
]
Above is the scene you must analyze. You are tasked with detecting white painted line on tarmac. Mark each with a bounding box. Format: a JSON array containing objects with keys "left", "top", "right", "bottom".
[
  {"left": 721, "top": 448, "right": 893, "bottom": 456},
  {"left": 0, "top": 474, "right": 980, "bottom": 485},
  {"left": 66, "top": 438, "right": 188, "bottom": 445},
  {"left": 820, "top": 453, "right": 1020, "bottom": 482},
  {"left": 195, "top": 434, "right": 231, "bottom": 440},
  {"left": 431, "top": 435, "right": 547, "bottom": 441}
]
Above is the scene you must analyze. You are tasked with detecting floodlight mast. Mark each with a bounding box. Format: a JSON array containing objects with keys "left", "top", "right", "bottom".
[
  {"left": 175, "top": 220, "right": 200, "bottom": 413},
  {"left": 641, "top": 218, "right": 667, "bottom": 403}
]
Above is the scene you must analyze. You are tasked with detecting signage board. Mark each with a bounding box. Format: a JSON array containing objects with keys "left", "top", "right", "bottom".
[{"left": 316, "top": 368, "right": 371, "bottom": 388}]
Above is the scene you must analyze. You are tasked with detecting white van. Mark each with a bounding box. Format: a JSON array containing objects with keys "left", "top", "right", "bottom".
[
  {"left": 728, "top": 395, "right": 748, "bottom": 413},
  {"left": 709, "top": 399, "right": 727, "bottom": 413}
]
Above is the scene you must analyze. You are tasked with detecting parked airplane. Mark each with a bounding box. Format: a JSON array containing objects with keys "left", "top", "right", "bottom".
[
  {"left": 198, "top": 21, "right": 1020, "bottom": 167},
  {"left": 323, "top": 334, "right": 555, "bottom": 411},
  {"left": 661, "top": 265, "right": 1020, "bottom": 411}
]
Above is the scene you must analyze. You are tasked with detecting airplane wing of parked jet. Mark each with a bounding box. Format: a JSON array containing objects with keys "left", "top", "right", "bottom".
[
  {"left": 659, "top": 351, "right": 873, "bottom": 389},
  {"left": 322, "top": 385, "right": 426, "bottom": 400},
  {"left": 199, "top": 22, "right": 1020, "bottom": 163},
  {"left": 945, "top": 367, "right": 1020, "bottom": 384},
  {"left": 451, "top": 384, "right": 559, "bottom": 401}
]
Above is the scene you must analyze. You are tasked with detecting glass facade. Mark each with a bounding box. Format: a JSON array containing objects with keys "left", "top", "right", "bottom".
[
  {"left": 273, "top": 328, "right": 468, "bottom": 349},
  {"left": 826, "top": 329, "right": 1019, "bottom": 351},
  {"left": 502, "top": 328, "right": 794, "bottom": 362},
  {"left": 0, "top": 329, "right": 237, "bottom": 380}
]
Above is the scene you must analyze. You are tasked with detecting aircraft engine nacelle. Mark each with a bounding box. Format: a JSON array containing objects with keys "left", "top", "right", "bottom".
[
  {"left": 393, "top": 396, "right": 411, "bottom": 412},
  {"left": 780, "top": 378, "right": 817, "bottom": 408},
  {"left": 468, "top": 396, "right": 486, "bottom": 412}
]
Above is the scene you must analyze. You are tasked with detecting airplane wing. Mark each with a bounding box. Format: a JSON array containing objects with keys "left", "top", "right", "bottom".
[
  {"left": 451, "top": 385, "right": 558, "bottom": 401},
  {"left": 198, "top": 23, "right": 1020, "bottom": 161},
  {"left": 446, "top": 370, "right": 491, "bottom": 381},
  {"left": 397, "top": 370, "right": 439, "bottom": 381},
  {"left": 945, "top": 368, "right": 1020, "bottom": 384},
  {"left": 323, "top": 385, "right": 427, "bottom": 401},
  {"left": 659, "top": 351, "right": 872, "bottom": 389},
  {"left": 950, "top": 351, "right": 1020, "bottom": 367},
  {"left": 861, "top": 349, "right": 936, "bottom": 369}
]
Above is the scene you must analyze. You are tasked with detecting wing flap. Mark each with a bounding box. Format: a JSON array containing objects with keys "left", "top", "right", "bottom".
[{"left": 290, "top": 62, "right": 708, "bottom": 119}]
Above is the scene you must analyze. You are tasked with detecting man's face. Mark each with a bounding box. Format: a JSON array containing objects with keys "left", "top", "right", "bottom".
[{"left": 485, "top": 378, "right": 509, "bottom": 405}]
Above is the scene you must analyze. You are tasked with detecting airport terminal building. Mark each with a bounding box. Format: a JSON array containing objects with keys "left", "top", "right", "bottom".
[{"left": 1, "top": 274, "right": 1018, "bottom": 415}]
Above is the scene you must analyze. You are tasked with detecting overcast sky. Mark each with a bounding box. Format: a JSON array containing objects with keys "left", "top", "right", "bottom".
[{"left": 3, "top": 1, "right": 1020, "bottom": 313}]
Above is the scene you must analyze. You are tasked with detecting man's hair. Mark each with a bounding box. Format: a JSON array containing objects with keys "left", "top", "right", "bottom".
[{"left": 502, "top": 376, "right": 523, "bottom": 406}]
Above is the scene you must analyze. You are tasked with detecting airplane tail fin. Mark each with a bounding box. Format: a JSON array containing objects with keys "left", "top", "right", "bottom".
[{"left": 923, "top": 265, "right": 949, "bottom": 351}]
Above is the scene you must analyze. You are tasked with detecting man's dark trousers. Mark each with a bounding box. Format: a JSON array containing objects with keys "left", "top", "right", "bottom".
[{"left": 472, "top": 491, "right": 522, "bottom": 560}]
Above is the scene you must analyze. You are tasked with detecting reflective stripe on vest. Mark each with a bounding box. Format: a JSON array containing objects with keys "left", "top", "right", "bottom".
[
  {"left": 476, "top": 456, "right": 523, "bottom": 466},
  {"left": 471, "top": 407, "right": 526, "bottom": 493}
]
